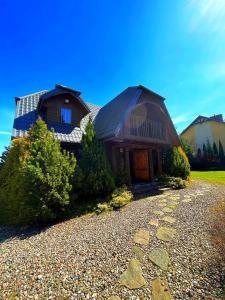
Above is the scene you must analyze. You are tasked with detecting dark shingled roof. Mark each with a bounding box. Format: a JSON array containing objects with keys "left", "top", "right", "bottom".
[
  {"left": 12, "top": 84, "right": 178, "bottom": 144},
  {"left": 94, "top": 85, "right": 169, "bottom": 138},
  {"left": 94, "top": 87, "right": 142, "bottom": 139},
  {"left": 12, "top": 89, "right": 101, "bottom": 143}
]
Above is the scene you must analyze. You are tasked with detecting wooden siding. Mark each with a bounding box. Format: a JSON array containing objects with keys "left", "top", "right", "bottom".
[
  {"left": 129, "top": 115, "right": 167, "bottom": 140},
  {"left": 41, "top": 94, "right": 88, "bottom": 126},
  {"left": 122, "top": 102, "right": 171, "bottom": 144}
]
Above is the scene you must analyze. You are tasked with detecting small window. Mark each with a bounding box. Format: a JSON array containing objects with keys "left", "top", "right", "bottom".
[{"left": 60, "top": 108, "right": 72, "bottom": 124}]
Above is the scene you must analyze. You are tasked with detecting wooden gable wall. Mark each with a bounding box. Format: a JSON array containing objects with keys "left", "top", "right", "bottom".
[
  {"left": 120, "top": 90, "right": 173, "bottom": 145},
  {"left": 40, "top": 94, "right": 88, "bottom": 127}
]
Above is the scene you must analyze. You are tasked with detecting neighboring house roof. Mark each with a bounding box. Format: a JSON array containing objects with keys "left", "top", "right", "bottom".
[
  {"left": 181, "top": 114, "right": 225, "bottom": 135},
  {"left": 12, "top": 88, "right": 101, "bottom": 143}
]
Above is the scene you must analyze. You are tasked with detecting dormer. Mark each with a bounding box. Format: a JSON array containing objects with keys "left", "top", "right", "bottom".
[{"left": 37, "top": 84, "right": 90, "bottom": 127}]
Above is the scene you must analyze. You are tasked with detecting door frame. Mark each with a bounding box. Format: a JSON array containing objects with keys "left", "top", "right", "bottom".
[{"left": 130, "top": 148, "right": 151, "bottom": 183}]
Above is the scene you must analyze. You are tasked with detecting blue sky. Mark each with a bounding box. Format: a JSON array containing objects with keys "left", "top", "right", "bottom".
[{"left": 1, "top": 0, "right": 225, "bottom": 155}]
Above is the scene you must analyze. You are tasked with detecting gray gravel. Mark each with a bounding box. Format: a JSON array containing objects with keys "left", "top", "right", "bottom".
[{"left": 0, "top": 182, "right": 225, "bottom": 299}]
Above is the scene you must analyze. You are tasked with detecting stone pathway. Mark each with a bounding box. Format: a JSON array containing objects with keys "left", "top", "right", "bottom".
[
  {"left": 116, "top": 190, "right": 179, "bottom": 299},
  {"left": 1, "top": 182, "right": 225, "bottom": 299},
  {"left": 110, "top": 183, "right": 224, "bottom": 299}
]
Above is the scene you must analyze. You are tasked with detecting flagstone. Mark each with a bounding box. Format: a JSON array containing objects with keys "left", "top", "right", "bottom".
[
  {"left": 158, "top": 198, "right": 167, "bottom": 203},
  {"left": 119, "top": 259, "right": 146, "bottom": 289},
  {"left": 108, "top": 296, "right": 121, "bottom": 300},
  {"left": 158, "top": 203, "right": 167, "bottom": 208},
  {"left": 182, "top": 199, "right": 192, "bottom": 203},
  {"left": 149, "top": 248, "right": 170, "bottom": 271},
  {"left": 156, "top": 227, "right": 177, "bottom": 241},
  {"left": 153, "top": 210, "right": 164, "bottom": 217},
  {"left": 161, "top": 216, "right": 176, "bottom": 224},
  {"left": 152, "top": 277, "right": 173, "bottom": 300},
  {"left": 132, "top": 245, "right": 145, "bottom": 260},
  {"left": 166, "top": 203, "right": 178, "bottom": 210},
  {"left": 162, "top": 207, "right": 173, "bottom": 213},
  {"left": 149, "top": 219, "right": 159, "bottom": 226},
  {"left": 133, "top": 229, "right": 150, "bottom": 245},
  {"left": 167, "top": 202, "right": 179, "bottom": 207}
]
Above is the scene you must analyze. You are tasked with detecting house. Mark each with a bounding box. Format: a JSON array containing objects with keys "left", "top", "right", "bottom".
[
  {"left": 12, "top": 84, "right": 180, "bottom": 184},
  {"left": 181, "top": 114, "right": 225, "bottom": 154}
]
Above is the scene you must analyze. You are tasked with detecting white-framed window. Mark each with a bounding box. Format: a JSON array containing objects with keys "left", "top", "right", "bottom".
[{"left": 60, "top": 107, "right": 72, "bottom": 124}]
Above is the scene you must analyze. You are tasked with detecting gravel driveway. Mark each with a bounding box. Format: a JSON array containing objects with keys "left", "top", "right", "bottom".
[{"left": 0, "top": 181, "right": 225, "bottom": 299}]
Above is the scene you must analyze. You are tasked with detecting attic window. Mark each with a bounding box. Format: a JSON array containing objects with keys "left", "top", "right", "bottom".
[{"left": 60, "top": 108, "right": 72, "bottom": 124}]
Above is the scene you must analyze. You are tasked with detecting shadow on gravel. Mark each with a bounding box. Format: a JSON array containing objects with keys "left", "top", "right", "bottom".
[
  {"left": 0, "top": 225, "right": 50, "bottom": 244},
  {"left": 0, "top": 186, "right": 167, "bottom": 244}
]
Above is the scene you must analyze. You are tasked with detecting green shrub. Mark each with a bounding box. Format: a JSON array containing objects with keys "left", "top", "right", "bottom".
[
  {"left": 159, "top": 175, "right": 187, "bottom": 189},
  {"left": 74, "top": 119, "right": 115, "bottom": 201},
  {"left": 115, "top": 167, "right": 129, "bottom": 187},
  {"left": 0, "top": 118, "right": 76, "bottom": 225},
  {"left": 95, "top": 202, "right": 111, "bottom": 214},
  {"left": 110, "top": 186, "right": 133, "bottom": 208},
  {"left": 164, "top": 146, "right": 190, "bottom": 180}
]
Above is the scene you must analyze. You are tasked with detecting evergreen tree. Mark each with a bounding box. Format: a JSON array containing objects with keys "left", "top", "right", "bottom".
[
  {"left": 197, "top": 148, "right": 202, "bottom": 160},
  {"left": 164, "top": 146, "right": 190, "bottom": 180},
  {"left": 219, "top": 140, "right": 225, "bottom": 164},
  {"left": 213, "top": 141, "right": 219, "bottom": 159},
  {"left": 75, "top": 118, "right": 115, "bottom": 200},
  {"left": 206, "top": 139, "right": 213, "bottom": 160},
  {"left": 180, "top": 137, "right": 194, "bottom": 159},
  {"left": 203, "top": 143, "right": 207, "bottom": 160},
  {"left": 0, "top": 118, "right": 76, "bottom": 224},
  {"left": 0, "top": 146, "right": 10, "bottom": 171}
]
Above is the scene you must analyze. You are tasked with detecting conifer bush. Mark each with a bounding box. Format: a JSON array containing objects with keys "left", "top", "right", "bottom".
[
  {"left": 110, "top": 186, "right": 133, "bottom": 208},
  {"left": 164, "top": 146, "right": 190, "bottom": 180},
  {"left": 159, "top": 175, "right": 187, "bottom": 189},
  {"left": 0, "top": 118, "right": 76, "bottom": 225},
  {"left": 74, "top": 119, "right": 115, "bottom": 201}
]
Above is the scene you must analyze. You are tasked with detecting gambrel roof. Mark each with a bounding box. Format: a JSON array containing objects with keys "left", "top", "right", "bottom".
[
  {"left": 12, "top": 84, "right": 179, "bottom": 145},
  {"left": 94, "top": 85, "right": 179, "bottom": 145},
  {"left": 12, "top": 85, "right": 101, "bottom": 143}
]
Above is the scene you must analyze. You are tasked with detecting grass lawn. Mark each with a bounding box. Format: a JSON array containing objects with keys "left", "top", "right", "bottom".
[{"left": 191, "top": 171, "right": 225, "bottom": 185}]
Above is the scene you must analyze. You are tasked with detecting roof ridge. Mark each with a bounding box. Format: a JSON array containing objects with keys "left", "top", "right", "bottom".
[
  {"left": 85, "top": 101, "right": 102, "bottom": 108},
  {"left": 129, "top": 85, "right": 165, "bottom": 100},
  {"left": 16, "top": 90, "right": 48, "bottom": 100}
]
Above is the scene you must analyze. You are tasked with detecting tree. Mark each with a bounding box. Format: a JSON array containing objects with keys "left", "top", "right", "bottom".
[
  {"left": 164, "top": 146, "right": 190, "bottom": 180},
  {"left": 75, "top": 118, "right": 115, "bottom": 200},
  {"left": 213, "top": 142, "right": 219, "bottom": 159},
  {"left": 0, "top": 138, "right": 27, "bottom": 224},
  {"left": 203, "top": 143, "right": 207, "bottom": 160},
  {"left": 0, "top": 146, "right": 10, "bottom": 171},
  {"left": 180, "top": 137, "right": 194, "bottom": 159},
  {"left": 0, "top": 118, "right": 76, "bottom": 224},
  {"left": 219, "top": 140, "right": 225, "bottom": 164},
  {"left": 197, "top": 148, "right": 202, "bottom": 160},
  {"left": 206, "top": 139, "right": 213, "bottom": 160}
]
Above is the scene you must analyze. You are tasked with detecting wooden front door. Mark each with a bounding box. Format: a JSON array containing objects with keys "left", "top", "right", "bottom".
[{"left": 133, "top": 149, "right": 150, "bottom": 182}]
